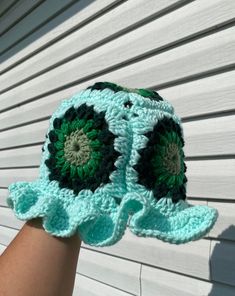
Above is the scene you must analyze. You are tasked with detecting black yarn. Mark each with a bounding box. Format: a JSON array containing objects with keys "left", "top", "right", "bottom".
[
  {"left": 48, "top": 130, "right": 58, "bottom": 142},
  {"left": 53, "top": 118, "right": 63, "bottom": 129},
  {"left": 64, "top": 106, "right": 77, "bottom": 121},
  {"left": 124, "top": 100, "right": 133, "bottom": 108}
]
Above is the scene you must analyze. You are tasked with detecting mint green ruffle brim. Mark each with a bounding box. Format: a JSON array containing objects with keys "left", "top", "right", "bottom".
[{"left": 7, "top": 180, "right": 218, "bottom": 247}]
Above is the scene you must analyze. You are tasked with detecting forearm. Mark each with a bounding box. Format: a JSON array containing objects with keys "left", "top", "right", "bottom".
[{"left": 0, "top": 218, "right": 81, "bottom": 296}]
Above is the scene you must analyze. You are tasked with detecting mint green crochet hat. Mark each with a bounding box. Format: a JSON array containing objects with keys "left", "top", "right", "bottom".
[{"left": 7, "top": 81, "right": 218, "bottom": 247}]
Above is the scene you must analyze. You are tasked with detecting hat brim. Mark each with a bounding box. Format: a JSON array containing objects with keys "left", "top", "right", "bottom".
[
  {"left": 7, "top": 181, "right": 218, "bottom": 246},
  {"left": 128, "top": 196, "right": 218, "bottom": 244}
]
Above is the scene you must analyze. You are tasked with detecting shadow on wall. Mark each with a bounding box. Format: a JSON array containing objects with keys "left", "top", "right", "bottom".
[
  {"left": 208, "top": 225, "right": 235, "bottom": 295},
  {"left": 0, "top": 0, "right": 95, "bottom": 63}
]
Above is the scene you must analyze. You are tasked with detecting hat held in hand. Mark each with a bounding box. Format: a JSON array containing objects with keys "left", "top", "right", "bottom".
[{"left": 7, "top": 81, "right": 218, "bottom": 247}]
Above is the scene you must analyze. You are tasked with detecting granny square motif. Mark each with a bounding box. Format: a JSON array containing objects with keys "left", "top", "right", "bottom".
[{"left": 7, "top": 81, "right": 218, "bottom": 247}]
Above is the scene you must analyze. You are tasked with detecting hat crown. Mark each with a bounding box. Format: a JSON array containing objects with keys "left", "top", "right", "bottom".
[{"left": 41, "top": 81, "right": 187, "bottom": 206}]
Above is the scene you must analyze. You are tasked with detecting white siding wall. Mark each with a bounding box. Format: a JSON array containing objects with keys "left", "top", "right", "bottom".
[{"left": 0, "top": 0, "right": 235, "bottom": 295}]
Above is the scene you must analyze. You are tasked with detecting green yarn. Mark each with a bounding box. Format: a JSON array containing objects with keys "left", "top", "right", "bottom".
[
  {"left": 86, "top": 130, "right": 99, "bottom": 140},
  {"left": 137, "top": 88, "right": 157, "bottom": 98},
  {"left": 70, "top": 118, "right": 86, "bottom": 131},
  {"left": 89, "top": 139, "right": 102, "bottom": 150},
  {"left": 77, "top": 166, "right": 85, "bottom": 179},
  {"left": 61, "top": 160, "right": 70, "bottom": 175},
  {"left": 83, "top": 120, "right": 94, "bottom": 133},
  {"left": 54, "top": 141, "right": 64, "bottom": 150},
  {"left": 70, "top": 165, "right": 77, "bottom": 178},
  {"left": 60, "top": 121, "right": 69, "bottom": 134}
]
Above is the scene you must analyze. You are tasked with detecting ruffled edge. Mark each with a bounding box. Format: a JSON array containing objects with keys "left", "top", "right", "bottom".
[
  {"left": 6, "top": 181, "right": 153, "bottom": 247},
  {"left": 7, "top": 180, "right": 218, "bottom": 246},
  {"left": 128, "top": 196, "right": 219, "bottom": 244},
  {"left": 7, "top": 181, "right": 102, "bottom": 238}
]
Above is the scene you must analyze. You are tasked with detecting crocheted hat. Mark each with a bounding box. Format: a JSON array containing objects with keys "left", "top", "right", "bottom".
[{"left": 7, "top": 81, "right": 218, "bottom": 247}]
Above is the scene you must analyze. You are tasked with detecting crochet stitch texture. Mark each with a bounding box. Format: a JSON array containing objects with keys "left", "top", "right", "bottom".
[{"left": 7, "top": 81, "right": 218, "bottom": 247}]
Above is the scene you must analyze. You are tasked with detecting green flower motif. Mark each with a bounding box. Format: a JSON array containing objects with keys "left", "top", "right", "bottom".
[
  {"left": 45, "top": 103, "right": 120, "bottom": 194},
  {"left": 151, "top": 131, "right": 185, "bottom": 188},
  {"left": 133, "top": 116, "right": 187, "bottom": 203}
]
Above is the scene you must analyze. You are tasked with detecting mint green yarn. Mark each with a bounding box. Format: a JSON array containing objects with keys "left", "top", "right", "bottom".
[{"left": 6, "top": 82, "right": 218, "bottom": 247}]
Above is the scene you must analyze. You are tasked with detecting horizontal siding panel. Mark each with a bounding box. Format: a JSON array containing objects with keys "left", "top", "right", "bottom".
[
  {"left": 0, "top": 121, "right": 48, "bottom": 149},
  {"left": 0, "top": 145, "right": 41, "bottom": 167},
  {"left": 77, "top": 248, "right": 140, "bottom": 295},
  {"left": 0, "top": 168, "right": 39, "bottom": 186},
  {"left": 0, "top": 91, "right": 65, "bottom": 131},
  {"left": 0, "top": 225, "right": 18, "bottom": 245},
  {"left": 73, "top": 273, "right": 133, "bottom": 296},
  {"left": 211, "top": 240, "right": 235, "bottom": 286},
  {"left": 0, "top": 188, "right": 9, "bottom": 207},
  {"left": 0, "top": 0, "right": 183, "bottom": 91},
  {"left": 207, "top": 201, "right": 235, "bottom": 241},
  {"left": 184, "top": 115, "right": 235, "bottom": 157},
  {"left": 1, "top": 70, "right": 235, "bottom": 131},
  {"left": 160, "top": 70, "right": 235, "bottom": 119},
  {"left": 141, "top": 264, "right": 235, "bottom": 296},
  {"left": 187, "top": 199, "right": 207, "bottom": 206},
  {"left": 0, "top": 207, "right": 24, "bottom": 229},
  {"left": 0, "top": 24, "right": 235, "bottom": 112},
  {"left": 89, "top": 229, "right": 210, "bottom": 279},
  {"left": 186, "top": 159, "right": 235, "bottom": 200},
  {"left": 0, "top": 0, "right": 17, "bottom": 16},
  {"left": 0, "top": 0, "right": 124, "bottom": 73},
  {"left": 0, "top": 0, "right": 42, "bottom": 36},
  {"left": 1, "top": 0, "right": 235, "bottom": 92},
  {"left": 0, "top": 160, "right": 234, "bottom": 200},
  {"left": 0, "top": 0, "right": 76, "bottom": 54},
  {"left": 1, "top": 115, "right": 234, "bottom": 157}
]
